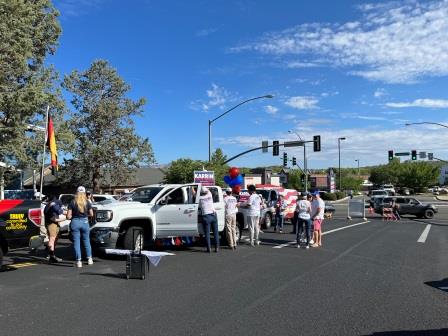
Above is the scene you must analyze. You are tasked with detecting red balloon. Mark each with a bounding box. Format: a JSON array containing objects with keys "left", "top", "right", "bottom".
[
  {"left": 229, "top": 167, "right": 240, "bottom": 178},
  {"left": 232, "top": 185, "right": 241, "bottom": 194}
]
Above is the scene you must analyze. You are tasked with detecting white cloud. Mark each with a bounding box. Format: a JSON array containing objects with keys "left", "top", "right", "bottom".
[
  {"left": 286, "top": 61, "right": 320, "bottom": 68},
  {"left": 231, "top": 1, "right": 448, "bottom": 83},
  {"left": 265, "top": 105, "right": 279, "bottom": 115},
  {"left": 374, "top": 88, "right": 387, "bottom": 98},
  {"left": 385, "top": 99, "right": 448, "bottom": 108},
  {"left": 196, "top": 28, "right": 217, "bottom": 37},
  {"left": 357, "top": 115, "right": 387, "bottom": 121},
  {"left": 285, "top": 96, "right": 319, "bottom": 109},
  {"left": 56, "top": 0, "right": 104, "bottom": 17}
]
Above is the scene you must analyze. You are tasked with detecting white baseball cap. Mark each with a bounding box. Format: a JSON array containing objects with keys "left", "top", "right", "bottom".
[
  {"left": 226, "top": 187, "right": 232, "bottom": 192},
  {"left": 77, "top": 186, "right": 86, "bottom": 193}
]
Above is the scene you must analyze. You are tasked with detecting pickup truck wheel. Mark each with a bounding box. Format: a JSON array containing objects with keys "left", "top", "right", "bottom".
[
  {"left": 424, "top": 209, "right": 435, "bottom": 219},
  {"left": 123, "top": 226, "right": 144, "bottom": 251},
  {"left": 263, "top": 213, "right": 272, "bottom": 229}
]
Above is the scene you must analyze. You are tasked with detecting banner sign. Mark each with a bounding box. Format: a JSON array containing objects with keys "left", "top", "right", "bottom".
[{"left": 193, "top": 171, "right": 215, "bottom": 186}]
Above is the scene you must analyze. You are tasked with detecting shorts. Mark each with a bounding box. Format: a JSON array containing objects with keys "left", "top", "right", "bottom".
[
  {"left": 313, "top": 219, "right": 323, "bottom": 231},
  {"left": 46, "top": 223, "right": 60, "bottom": 237}
]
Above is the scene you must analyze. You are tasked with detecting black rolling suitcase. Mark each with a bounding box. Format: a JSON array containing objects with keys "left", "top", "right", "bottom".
[{"left": 125, "top": 228, "right": 148, "bottom": 280}]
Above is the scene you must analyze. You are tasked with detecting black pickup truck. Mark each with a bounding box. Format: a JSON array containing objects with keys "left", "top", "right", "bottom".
[{"left": 0, "top": 199, "right": 43, "bottom": 269}]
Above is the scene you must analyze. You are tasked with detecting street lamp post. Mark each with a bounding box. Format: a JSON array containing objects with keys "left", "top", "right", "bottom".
[
  {"left": 354, "top": 159, "right": 360, "bottom": 178},
  {"left": 405, "top": 122, "right": 448, "bottom": 129},
  {"left": 338, "top": 137, "right": 346, "bottom": 191},
  {"left": 288, "top": 130, "right": 308, "bottom": 193},
  {"left": 208, "top": 95, "right": 273, "bottom": 161}
]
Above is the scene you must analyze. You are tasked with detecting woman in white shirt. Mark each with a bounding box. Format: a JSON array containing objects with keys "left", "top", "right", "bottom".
[{"left": 296, "top": 194, "right": 312, "bottom": 248}]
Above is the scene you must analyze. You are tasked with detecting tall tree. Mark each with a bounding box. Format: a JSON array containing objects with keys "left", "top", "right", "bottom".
[
  {"left": 0, "top": 0, "right": 63, "bottom": 167},
  {"left": 62, "top": 60, "right": 154, "bottom": 192},
  {"left": 205, "top": 148, "right": 229, "bottom": 187}
]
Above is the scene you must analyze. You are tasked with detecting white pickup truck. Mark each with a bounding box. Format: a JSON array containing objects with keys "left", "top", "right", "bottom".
[{"left": 90, "top": 184, "right": 225, "bottom": 251}]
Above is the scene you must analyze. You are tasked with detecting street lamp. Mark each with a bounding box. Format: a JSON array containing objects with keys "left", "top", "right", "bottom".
[
  {"left": 338, "top": 137, "right": 346, "bottom": 191},
  {"left": 208, "top": 94, "right": 274, "bottom": 161},
  {"left": 354, "top": 159, "right": 360, "bottom": 178},
  {"left": 405, "top": 122, "right": 448, "bottom": 129},
  {"left": 288, "top": 130, "right": 308, "bottom": 193}
]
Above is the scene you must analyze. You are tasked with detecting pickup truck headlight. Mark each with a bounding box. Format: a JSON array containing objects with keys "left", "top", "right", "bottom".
[{"left": 96, "top": 210, "right": 113, "bottom": 222}]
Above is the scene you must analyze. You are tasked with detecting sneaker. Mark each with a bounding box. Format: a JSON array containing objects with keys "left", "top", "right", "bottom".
[
  {"left": 305, "top": 245, "right": 310, "bottom": 249},
  {"left": 75, "top": 261, "right": 82, "bottom": 268},
  {"left": 311, "top": 243, "right": 319, "bottom": 248},
  {"left": 87, "top": 257, "right": 94, "bottom": 265},
  {"left": 279, "top": 230, "right": 283, "bottom": 233},
  {"left": 310, "top": 239, "right": 314, "bottom": 245},
  {"left": 49, "top": 255, "right": 62, "bottom": 263},
  {"left": 256, "top": 241, "right": 260, "bottom": 246},
  {"left": 297, "top": 244, "right": 300, "bottom": 248}
]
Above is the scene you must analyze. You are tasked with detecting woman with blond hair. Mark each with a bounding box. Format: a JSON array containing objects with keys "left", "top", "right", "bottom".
[{"left": 67, "top": 186, "right": 94, "bottom": 267}]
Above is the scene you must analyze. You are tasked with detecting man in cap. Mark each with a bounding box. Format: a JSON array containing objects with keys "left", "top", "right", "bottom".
[
  {"left": 224, "top": 188, "right": 238, "bottom": 249},
  {"left": 310, "top": 190, "right": 325, "bottom": 247},
  {"left": 198, "top": 186, "right": 219, "bottom": 253}
]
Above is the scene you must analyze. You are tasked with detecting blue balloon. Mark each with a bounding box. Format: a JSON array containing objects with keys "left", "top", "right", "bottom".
[
  {"left": 224, "top": 175, "right": 231, "bottom": 184},
  {"left": 235, "top": 174, "right": 243, "bottom": 185},
  {"left": 229, "top": 179, "right": 238, "bottom": 187}
]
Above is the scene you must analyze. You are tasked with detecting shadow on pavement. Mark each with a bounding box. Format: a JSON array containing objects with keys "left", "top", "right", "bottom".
[
  {"left": 362, "top": 329, "right": 448, "bottom": 335},
  {"left": 424, "top": 278, "right": 448, "bottom": 294},
  {"left": 80, "top": 271, "right": 127, "bottom": 279}
]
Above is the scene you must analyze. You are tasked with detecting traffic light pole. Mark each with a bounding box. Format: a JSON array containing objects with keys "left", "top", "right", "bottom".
[
  {"left": 304, "top": 144, "right": 308, "bottom": 193},
  {"left": 223, "top": 140, "right": 314, "bottom": 165}
]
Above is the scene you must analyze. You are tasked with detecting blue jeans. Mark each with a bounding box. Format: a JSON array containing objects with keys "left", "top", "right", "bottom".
[
  {"left": 296, "top": 217, "right": 312, "bottom": 245},
  {"left": 71, "top": 217, "right": 92, "bottom": 261},
  {"left": 202, "top": 213, "right": 219, "bottom": 251},
  {"left": 275, "top": 214, "right": 284, "bottom": 230}
]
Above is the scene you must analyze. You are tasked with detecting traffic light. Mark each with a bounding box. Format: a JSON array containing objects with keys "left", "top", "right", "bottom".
[
  {"left": 273, "top": 140, "right": 279, "bottom": 156},
  {"left": 292, "top": 157, "right": 297, "bottom": 166},
  {"left": 411, "top": 150, "right": 417, "bottom": 160},
  {"left": 388, "top": 150, "right": 394, "bottom": 161},
  {"left": 283, "top": 152, "right": 288, "bottom": 167},
  {"left": 313, "top": 135, "right": 321, "bottom": 152}
]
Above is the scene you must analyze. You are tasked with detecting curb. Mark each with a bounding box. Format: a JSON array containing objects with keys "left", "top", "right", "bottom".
[{"left": 435, "top": 195, "right": 448, "bottom": 202}]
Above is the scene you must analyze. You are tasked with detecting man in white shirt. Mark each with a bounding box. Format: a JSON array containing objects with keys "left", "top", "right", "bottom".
[
  {"left": 311, "top": 191, "right": 325, "bottom": 247},
  {"left": 198, "top": 187, "right": 219, "bottom": 253},
  {"left": 296, "top": 194, "right": 312, "bottom": 249},
  {"left": 224, "top": 188, "right": 238, "bottom": 249},
  {"left": 245, "top": 185, "right": 261, "bottom": 246}
]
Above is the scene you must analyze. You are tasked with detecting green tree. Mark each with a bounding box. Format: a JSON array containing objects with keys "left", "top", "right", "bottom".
[
  {"left": 164, "top": 158, "right": 204, "bottom": 184},
  {"left": 286, "top": 169, "right": 303, "bottom": 190},
  {"left": 62, "top": 60, "right": 154, "bottom": 192},
  {"left": 0, "top": 0, "right": 63, "bottom": 167}
]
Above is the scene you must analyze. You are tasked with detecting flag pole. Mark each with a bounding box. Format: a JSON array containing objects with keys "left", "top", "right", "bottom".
[{"left": 39, "top": 105, "right": 50, "bottom": 200}]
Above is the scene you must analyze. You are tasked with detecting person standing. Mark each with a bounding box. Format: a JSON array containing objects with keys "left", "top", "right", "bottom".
[
  {"left": 274, "top": 195, "right": 287, "bottom": 233},
  {"left": 311, "top": 191, "right": 325, "bottom": 247},
  {"left": 67, "top": 186, "right": 94, "bottom": 267},
  {"left": 224, "top": 188, "right": 238, "bottom": 249},
  {"left": 391, "top": 199, "right": 401, "bottom": 220},
  {"left": 245, "top": 185, "right": 261, "bottom": 246},
  {"left": 43, "top": 195, "right": 66, "bottom": 263},
  {"left": 199, "top": 187, "right": 219, "bottom": 253},
  {"left": 296, "top": 194, "right": 312, "bottom": 249}
]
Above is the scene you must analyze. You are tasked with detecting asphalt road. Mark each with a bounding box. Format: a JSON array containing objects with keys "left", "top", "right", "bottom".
[{"left": 1, "top": 199, "right": 448, "bottom": 336}]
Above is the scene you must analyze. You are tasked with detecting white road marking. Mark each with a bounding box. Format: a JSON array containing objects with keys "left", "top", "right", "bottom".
[
  {"left": 272, "top": 220, "right": 371, "bottom": 249},
  {"left": 417, "top": 224, "right": 431, "bottom": 243},
  {"left": 439, "top": 286, "right": 448, "bottom": 290}
]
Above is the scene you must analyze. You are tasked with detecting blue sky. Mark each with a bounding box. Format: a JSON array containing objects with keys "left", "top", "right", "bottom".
[{"left": 50, "top": 0, "right": 448, "bottom": 169}]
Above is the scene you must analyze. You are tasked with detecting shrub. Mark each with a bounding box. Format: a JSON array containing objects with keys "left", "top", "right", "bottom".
[
  {"left": 321, "top": 192, "right": 337, "bottom": 201},
  {"left": 335, "top": 191, "right": 346, "bottom": 200}
]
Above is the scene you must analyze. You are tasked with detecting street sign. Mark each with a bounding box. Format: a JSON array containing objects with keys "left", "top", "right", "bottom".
[
  {"left": 261, "top": 141, "right": 268, "bottom": 153},
  {"left": 284, "top": 140, "right": 304, "bottom": 147},
  {"left": 419, "top": 151, "right": 426, "bottom": 159},
  {"left": 395, "top": 152, "right": 410, "bottom": 156},
  {"left": 193, "top": 171, "right": 215, "bottom": 186}
]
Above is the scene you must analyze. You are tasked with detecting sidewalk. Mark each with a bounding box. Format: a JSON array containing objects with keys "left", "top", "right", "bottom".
[{"left": 435, "top": 195, "right": 448, "bottom": 201}]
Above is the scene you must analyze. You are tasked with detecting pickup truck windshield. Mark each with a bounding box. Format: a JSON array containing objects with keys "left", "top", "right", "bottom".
[{"left": 130, "top": 187, "right": 164, "bottom": 203}]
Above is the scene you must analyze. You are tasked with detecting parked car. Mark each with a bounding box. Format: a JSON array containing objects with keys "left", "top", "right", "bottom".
[
  {"left": 375, "top": 196, "right": 438, "bottom": 219},
  {"left": 381, "top": 184, "right": 396, "bottom": 194},
  {"left": 90, "top": 184, "right": 226, "bottom": 252},
  {"left": 369, "top": 190, "right": 390, "bottom": 207},
  {"left": 0, "top": 199, "right": 43, "bottom": 269}
]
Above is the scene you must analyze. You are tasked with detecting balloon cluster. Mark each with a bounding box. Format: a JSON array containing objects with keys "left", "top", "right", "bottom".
[{"left": 223, "top": 167, "right": 243, "bottom": 194}]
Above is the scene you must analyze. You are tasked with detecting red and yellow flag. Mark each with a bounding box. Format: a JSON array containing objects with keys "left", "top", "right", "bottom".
[{"left": 46, "top": 114, "right": 58, "bottom": 175}]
